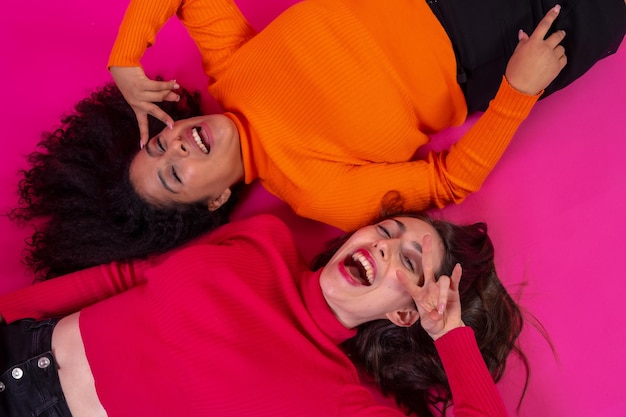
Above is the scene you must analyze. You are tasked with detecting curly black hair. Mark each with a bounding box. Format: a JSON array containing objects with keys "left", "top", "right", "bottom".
[{"left": 9, "top": 81, "right": 240, "bottom": 280}]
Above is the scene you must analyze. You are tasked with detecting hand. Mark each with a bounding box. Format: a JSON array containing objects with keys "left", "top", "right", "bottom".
[
  {"left": 505, "top": 5, "right": 567, "bottom": 95},
  {"left": 110, "top": 66, "right": 181, "bottom": 147},
  {"left": 397, "top": 234, "right": 464, "bottom": 340}
]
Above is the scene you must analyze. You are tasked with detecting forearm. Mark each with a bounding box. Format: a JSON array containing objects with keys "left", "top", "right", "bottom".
[
  {"left": 0, "top": 261, "right": 149, "bottom": 323},
  {"left": 443, "top": 77, "right": 540, "bottom": 195},
  {"left": 176, "top": 0, "right": 255, "bottom": 81},
  {"left": 108, "top": 0, "right": 182, "bottom": 68},
  {"left": 435, "top": 327, "right": 509, "bottom": 416}
]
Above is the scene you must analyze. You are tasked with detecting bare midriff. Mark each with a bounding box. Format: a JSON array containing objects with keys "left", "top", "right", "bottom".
[{"left": 52, "top": 312, "right": 108, "bottom": 417}]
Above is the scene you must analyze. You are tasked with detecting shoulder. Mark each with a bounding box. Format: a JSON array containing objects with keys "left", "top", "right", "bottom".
[
  {"left": 215, "top": 213, "right": 289, "bottom": 239},
  {"left": 184, "top": 214, "right": 295, "bottom": 253},
  {"left": 150, "top": 215, "right": 299, "bottom": 278}
]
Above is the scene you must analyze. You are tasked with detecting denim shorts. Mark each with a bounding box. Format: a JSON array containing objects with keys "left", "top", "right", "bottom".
[
  {"left": 427, "top": 0, "right": 626, "bottom": 112},
  {"left": 0, "top": 318, "right": 72, "bottom": 417}
]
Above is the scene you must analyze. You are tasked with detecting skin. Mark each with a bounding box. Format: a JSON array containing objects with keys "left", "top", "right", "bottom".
[
  {"left": 505, "top": 5, "right": 567, "bottom": 95},
  {"left": 129, "top": 114, "right": 245, "bottom": 210},
  {"left": 49, "top": 216, "right": 464, "bottom": 417},
  {"left": 320, "top": 216, "right": 464, "bottom": 340}
]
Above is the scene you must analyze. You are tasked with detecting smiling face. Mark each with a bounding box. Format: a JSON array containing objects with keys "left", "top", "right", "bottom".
[
  {"left": 129, "top": 114, "right": 244, "bottom": 210},
  {"left": 319, "top": 216, "right": 445, "bottom": 329}
]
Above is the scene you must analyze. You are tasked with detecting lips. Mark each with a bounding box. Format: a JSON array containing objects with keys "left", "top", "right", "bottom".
[{"left": 342, "top": 249, "right": 375, "bottom": 286}]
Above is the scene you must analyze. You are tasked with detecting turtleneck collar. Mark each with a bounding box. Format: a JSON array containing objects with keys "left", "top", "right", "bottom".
[{"left": 299, "top": 270, "right": 357, "bottom": 345}]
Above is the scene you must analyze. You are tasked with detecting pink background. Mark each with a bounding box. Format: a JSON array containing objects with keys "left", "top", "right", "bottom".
[{"left": 1, "top": 1, "right": 625, "bottom": 416}]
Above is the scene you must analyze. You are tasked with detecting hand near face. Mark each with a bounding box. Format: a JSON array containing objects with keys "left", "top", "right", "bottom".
[
  {"left": 397, "top": 234, "right": 464, "bottom": 341},
  {"left": 505, "top": 4, "right": 567, "bottom": 96},
  {"left": 110, "top": 66, "right": 181, "bottom": 148}
]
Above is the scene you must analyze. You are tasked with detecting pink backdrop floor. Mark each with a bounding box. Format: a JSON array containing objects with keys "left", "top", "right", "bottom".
[{"left": 1, "top": 1, "right": 625, "bottom": 416}]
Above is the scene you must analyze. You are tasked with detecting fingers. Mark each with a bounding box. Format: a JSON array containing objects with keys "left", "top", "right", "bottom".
[
  {"left": 421, "top": 234, "right": 434, "bottom": 285},
  {"left": 547, "top": 34, "right": 567, "bottom": 68},
  {"left": 397, "top": 269, "right": 437, "bottom": 315},
  {"left": 148, "top": 106, "right": 175, "bottom": 130},
  {"left": 436, "top": 275, "right": 450, "bottom": 314},
  {"left": 436, "top": 264, "right": 462, "bottom": 315},
  {"left": 530, "top": 4, "right": 562, "bottom": 40},
  {"left": 544, "top": 28, "right": 566, "bottom": 49},
  {"left": 147, "top": 79, "right": 180, "bottom": 91},
  {"left": 518, "top": 29, "right": 529, "bottom": 42},
  {"left": 133, "top": 80, "right": 181, "bottom": 103},
  {"left": 137, "top": 106, "right": 175, "bottom": 148},
  {"left": 163, "top": 91, "right": 181, "bottom": 103},
  {"left": 111, "top": 66, "right": 179, "bottom": 147},
  {"left": 396, "top": 269, "right": 420, "bottom": 299},
  {"left": 137, "top": 113, "right": 150, "bottom": 148},
  {"left": 129, "top": 80, "right": 180, "bottom": 103},
  {"left": 449, "top": 263, "right": 462, "bottom": 292},
  {"left": 505, "top": 3, "right": 569, "bottom": 96}
]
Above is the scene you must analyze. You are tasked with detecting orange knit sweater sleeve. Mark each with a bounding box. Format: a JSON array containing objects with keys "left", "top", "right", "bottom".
[
  {"left": 108, "top": 0, "right": 255, "bottom": 81},
  {"left": 286, "top": 78, "right": 539, "bottom": 231},
  {"left": 107, "top": 0, "right": 181, "bottom": 69}
]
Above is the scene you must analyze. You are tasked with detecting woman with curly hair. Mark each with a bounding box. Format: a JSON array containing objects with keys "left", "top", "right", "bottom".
[
  {"left": 1, "top": 210, "right": 525, "bottom": 417},
  {"left": 10, "top": 83, "right": 240, "bottom": 279},
  {"left": 11, "top": 0, "right": 625, "bottom": 280}
]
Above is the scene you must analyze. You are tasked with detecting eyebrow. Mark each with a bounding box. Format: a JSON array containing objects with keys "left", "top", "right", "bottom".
[
  {"left": 144, "top": 138, "right": 178, "bottom": 194},
  {"left": 392, "top": 218, "right": 423, "bottom": 253}
]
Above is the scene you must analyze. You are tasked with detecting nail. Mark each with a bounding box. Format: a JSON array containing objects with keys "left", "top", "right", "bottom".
[
  {"left": 167, "top": 122, "right": 173, "bottom": 129},
  {"left": 438, "top": 303, "right": 445, "bottom": 315},
  {"left": 554, "top": 4, "right": 561, "bottom": 13}
]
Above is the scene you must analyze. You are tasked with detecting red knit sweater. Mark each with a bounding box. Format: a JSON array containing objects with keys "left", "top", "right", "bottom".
[
  {"left": 108, "top": 0, "right": 540, "bottom": 231},
  {"left": 0, "top": 215, "right": 508, "bottom": 416}
]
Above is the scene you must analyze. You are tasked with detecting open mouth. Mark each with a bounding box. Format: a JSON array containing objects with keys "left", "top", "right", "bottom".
[
  {"left": 191, "top": 126, "right": 210, "bottom": 154},
  {"left": 344, "top": 251, "right": 374, "bottom": 286}
]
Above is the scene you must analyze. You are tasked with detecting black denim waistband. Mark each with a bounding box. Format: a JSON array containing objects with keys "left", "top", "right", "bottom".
[{"left": 0, "top": 319, "right": 72, "bottom": 417}]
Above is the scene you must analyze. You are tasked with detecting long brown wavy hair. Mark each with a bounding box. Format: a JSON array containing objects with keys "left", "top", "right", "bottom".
[{"left": 311, "top": 207, "right": 528, "bottom": 416}]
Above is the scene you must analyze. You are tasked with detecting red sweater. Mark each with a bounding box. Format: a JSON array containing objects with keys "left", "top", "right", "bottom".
[
  {"left": 0, "top": 215, "right": 508, "bottom": 416},
  {"left": 109, "top": 0, "right": 540, "bottom": 231}
]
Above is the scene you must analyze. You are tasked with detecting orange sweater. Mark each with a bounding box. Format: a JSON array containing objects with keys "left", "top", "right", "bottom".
[{"left": 109, "top": 0, "right": 539, "bottom": 231}]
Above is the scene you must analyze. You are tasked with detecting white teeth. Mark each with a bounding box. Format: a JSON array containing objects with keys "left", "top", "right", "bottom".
[
  {"left": 351, "top": 252, "right": 374, "bottom": 285},
  {"left": 192, "top": 128, "right": 209, "bottom": 154}
]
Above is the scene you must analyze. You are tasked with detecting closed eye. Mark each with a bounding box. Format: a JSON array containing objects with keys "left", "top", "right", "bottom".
[
  {"left": 377, "top": 225, "right": 391, "bottom": 237},
  {"left": 172, "top": 166, "right": 182, "bottom": 184},
  {"left": 156, "top": 137, "right": 166, "bottom": 152},
  {"left": 402, "top": 254, "right": 415, "bottom": 272}
]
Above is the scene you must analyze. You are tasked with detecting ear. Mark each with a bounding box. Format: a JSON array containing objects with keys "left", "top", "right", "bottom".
[
  {"left": 385, "top": 308, "right": 419, "bottom": 327},
  {"left": 207, "top": 188, "right": 232, "bottom": 212}
]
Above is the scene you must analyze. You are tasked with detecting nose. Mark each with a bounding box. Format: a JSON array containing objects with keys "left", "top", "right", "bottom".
[
  {"left": 170, "top": 137, "right": 189, "bottom": 157},
  {"left": 373, "top": 238, "right": 399, "bottom": 260}
]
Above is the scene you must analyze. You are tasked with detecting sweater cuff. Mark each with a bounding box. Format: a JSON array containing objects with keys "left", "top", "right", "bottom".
[
  {"left": 493, "top": 76, "right": 541, "bottom": 119},
  {"left": 434, "top": 326, "right": 477, "bottom": 357},
  {"left": 435, "top": 326, "right": 494, "bottom": 382},
  {"left": 435, "top": 326, "right": 508, "bottom": 415}
]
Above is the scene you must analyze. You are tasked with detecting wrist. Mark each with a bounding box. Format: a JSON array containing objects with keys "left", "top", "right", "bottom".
[{"left": 430, "top": 320, "right": 465, "bottom": 341}]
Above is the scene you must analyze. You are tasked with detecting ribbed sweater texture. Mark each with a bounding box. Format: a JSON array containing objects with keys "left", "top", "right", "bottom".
[
  {"left": 0, "top": 215, "right": 508, "bottom": 416},
  {"left": 108, "top": 0, "right": 539, "bottom": 231}
]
